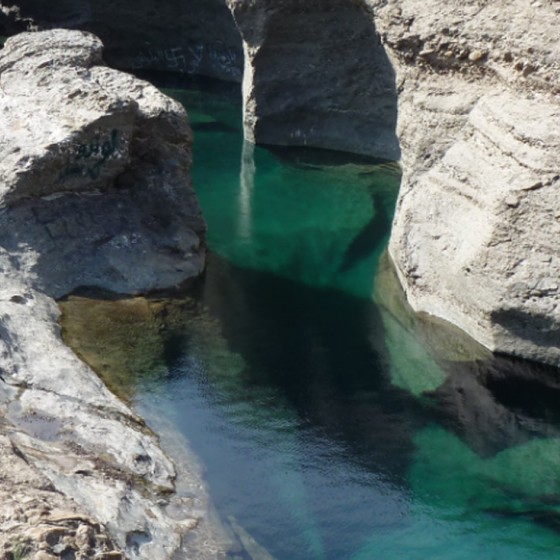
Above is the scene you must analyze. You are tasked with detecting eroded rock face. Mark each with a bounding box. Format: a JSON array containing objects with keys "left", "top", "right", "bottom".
[
  {"left": 227, "top": 0, "right": 400, "bottom": 160},
  {"left": 372, "top": 0, "right": 560, "bottom": 365},
  {"left": 1, "top": 0, "right": 244, "bottom": 82},
  {"left": 0, "top": 30, "right": 230, "bottom": 559},
  {"left": 225, "top": 0, "right": 560, "bottom": 365}
]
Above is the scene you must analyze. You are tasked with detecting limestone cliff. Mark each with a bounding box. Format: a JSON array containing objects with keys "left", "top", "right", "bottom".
[{"left": 224, "top": 0, "right": 560, "bottom": 366}]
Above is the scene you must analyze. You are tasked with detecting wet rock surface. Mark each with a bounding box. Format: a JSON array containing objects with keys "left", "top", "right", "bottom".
[{"left": 0, "top": 30, "right": 229, "bottom": 559}]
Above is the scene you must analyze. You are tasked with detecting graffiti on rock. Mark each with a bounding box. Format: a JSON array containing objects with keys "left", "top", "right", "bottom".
[
  {"left": 60, "top": 129, "right": 120, "bottom": 181},
  {"left": 132, "top": 42, "right": 242, "bottom": 79}
]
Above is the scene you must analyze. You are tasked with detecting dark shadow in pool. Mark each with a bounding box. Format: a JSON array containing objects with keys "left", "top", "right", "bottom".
[
  {"left": 427, "top": 354, "right": 560, "bottom": 457},
  {"left": 338, "top": 192, "right": 391, "bottom": 273}
]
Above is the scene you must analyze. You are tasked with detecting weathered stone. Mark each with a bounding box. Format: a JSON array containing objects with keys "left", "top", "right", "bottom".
[
  {"left": 389, "top": 92, "right": 560, "bottom": 365},
  {"left": 0, "top": 29, "right": 205, "bottom": 297},
  {"left": 379, "top": 0, "right": 560, "bottom": 365},
  {"left": 468, "top": 49, "right": 486, "bottom": 62},
  {"left": 226, "top": 0, "right": 400, "bottom": 160},
  {"left": 0, "top": 29, "right": 231, "bottom": 559},
  {"left": 1, "top": 0, "right": 244, "bottom": 82}
]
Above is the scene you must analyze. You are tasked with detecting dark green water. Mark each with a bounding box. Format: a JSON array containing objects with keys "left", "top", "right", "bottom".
[{"left": 66, "top": 79, "right": 560, "bottom": 559}]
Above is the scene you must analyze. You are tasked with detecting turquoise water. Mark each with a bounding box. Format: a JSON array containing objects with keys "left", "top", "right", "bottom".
[{"left": 84, "top": 78, "right": 560, "bottom": 559}]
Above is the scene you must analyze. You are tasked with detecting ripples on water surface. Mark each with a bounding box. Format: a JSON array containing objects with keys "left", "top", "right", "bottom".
[{"left": 61, "top": 78, "right": 560, "bottom": 559}]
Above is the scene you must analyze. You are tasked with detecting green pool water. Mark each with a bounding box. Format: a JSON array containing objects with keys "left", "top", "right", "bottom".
[{"left": 62, "top": 78, "right": 560, "bottom": 559}]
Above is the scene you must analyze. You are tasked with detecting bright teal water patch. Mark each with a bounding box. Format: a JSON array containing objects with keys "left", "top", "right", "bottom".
[
  {"left": 167, "top": 84, "right": 399, "bottom": 300},
  {"left": 91, "top": 78, "right": 560, "bottom": 559}
]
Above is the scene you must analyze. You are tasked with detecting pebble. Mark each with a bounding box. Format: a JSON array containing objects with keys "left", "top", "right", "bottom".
[
  {"left": 468, "top": 50, "right": 486, "bottom": 62},
  {"left": 505, "top": 195, "right": 520, "bottom": 208},
  {"left": 33, "top": 552, "right": 57, "bottom": 560}
]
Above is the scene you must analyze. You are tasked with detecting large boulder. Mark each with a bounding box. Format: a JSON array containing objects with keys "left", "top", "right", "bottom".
[
  {"left": 0, "top": 29, "right": 206, "bottom": 297},
  {"left": 375, "top": 0, "right": 560, "bottom": 365}
]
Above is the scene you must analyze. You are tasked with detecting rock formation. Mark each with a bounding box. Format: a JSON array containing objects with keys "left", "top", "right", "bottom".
[
  {"left": 226, "top": 0, "right": 400, "bottom": 160},
  {"left": 0, "top": 0, "right": 244, "bottom": 82},
  {"left": 0, "top": 28, "right": 206, "bottom": 296},
  {"left": 0, "top": 30, "right": 229, "bottom": 559},
  {"left": 0, "top": 2, "right": 559, "bottom": 555},
  {"left": 371, "top": 0, "right": 560, "bottom": 366},
  {"left": 226, "top": 0, "right": 560, "bottom": 366}
]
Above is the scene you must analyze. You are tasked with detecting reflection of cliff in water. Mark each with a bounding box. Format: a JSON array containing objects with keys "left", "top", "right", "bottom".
[{"left": 63, "top": 251, "right": 560, "bottom": 521}]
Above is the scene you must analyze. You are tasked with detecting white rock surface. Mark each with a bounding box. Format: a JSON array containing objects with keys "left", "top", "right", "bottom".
[
  {"left": 376, "top": 0, "right": 560, "bottom": 365},
  {"left": 0, "top": 30, "right": 230, "bottom": 559}
]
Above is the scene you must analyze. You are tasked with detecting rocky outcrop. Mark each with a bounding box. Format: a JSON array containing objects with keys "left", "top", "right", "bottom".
[
  {"left": 1, "top": 0, "right": 244, "bottom": 82},
  {"left": 372, "top": 0, "right": 560, "bottom": 365},
  {"left": 226, "top": 0, "right": 399, "bottom": 160},
  {"left": 0, "top": 30, "right": 229, "bottom": 559},
  {"left": 0, "top": 29, "right": 205, "bottom": 297}
]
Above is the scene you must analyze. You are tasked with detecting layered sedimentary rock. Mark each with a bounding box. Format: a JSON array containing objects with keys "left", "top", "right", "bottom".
[
  {"left": 1, "top": 0, "right": 243, "bottom": 81},
  {"left": 0, "top": 30, "right": 228, "bottom": 559},
  {"left": 372, "top": 0, "right": 560, "bottom": 365},
  {"left": 226, "top": 0, "right": 400, "bottom": 160},
  {"left": 225, "top": 0, "right": 560, "bottom": 364}
]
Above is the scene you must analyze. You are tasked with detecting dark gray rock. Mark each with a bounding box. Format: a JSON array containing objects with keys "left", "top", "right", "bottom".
[
  {"left": 227, "top": 0, "right": 400, "bottom": 160},
  {"left": 1, "top": 0, "right": 244, "bottom": 82}
]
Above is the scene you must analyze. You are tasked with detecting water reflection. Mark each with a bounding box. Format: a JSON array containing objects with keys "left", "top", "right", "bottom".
[{"left": 61, "top": 252, "right": 560, "bottom": 559}]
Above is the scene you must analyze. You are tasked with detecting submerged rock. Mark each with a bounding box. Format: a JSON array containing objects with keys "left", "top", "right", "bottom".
[{"left": 0, "top": 30, "right": 229, "bottom": 559}]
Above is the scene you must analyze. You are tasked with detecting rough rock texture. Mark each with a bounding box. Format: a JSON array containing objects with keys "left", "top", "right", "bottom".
[
  {"left": 0, "top": 0, "right": 243, "bottom": 82},
  {"left": 0, "top": 30, "right": 230, "bottom": 559},
  {"left": 0, "top": 29, "right": 205, "bottom": 297},
  {"left": 225, "top": 0, "right": 560, "bottom": 364},
  {"left": 371, "top": 0, "right": 560, "bottom": 365},
  {"left": 226, "top": 0, "right": 399, "bottom": 160}
]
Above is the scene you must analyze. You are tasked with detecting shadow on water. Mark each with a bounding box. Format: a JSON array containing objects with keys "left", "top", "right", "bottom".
[
  {"left": 338, "top": 192, "right": 391, "bottom": 273},
  {"left": 62, "top": 251, "right": 560, "bottom": 559}
]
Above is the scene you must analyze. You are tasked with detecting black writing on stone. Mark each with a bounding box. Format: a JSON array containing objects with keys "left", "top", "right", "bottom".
[{"left": 60, "top": 129, "right": 120, "bottom": 181}]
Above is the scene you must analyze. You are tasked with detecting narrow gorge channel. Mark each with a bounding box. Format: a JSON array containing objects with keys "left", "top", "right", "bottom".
[{"left": 60, "top": 80, "right": 560, "bottom": 560}]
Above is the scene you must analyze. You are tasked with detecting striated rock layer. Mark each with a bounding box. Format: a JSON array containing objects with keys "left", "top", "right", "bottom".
[
  {"left": 371, "top": 0, "right": 560, "bottom": 366},
  {"left": 226, "top": 0, "right": 560, "bottom": 365},
  {"left": 0, "top": 30, "right": 229, "bottom": 559}
]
